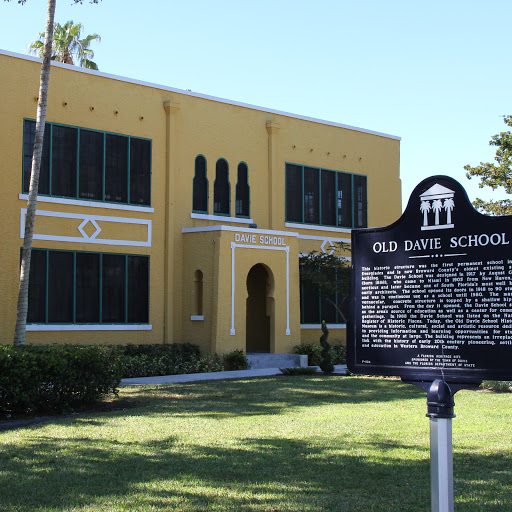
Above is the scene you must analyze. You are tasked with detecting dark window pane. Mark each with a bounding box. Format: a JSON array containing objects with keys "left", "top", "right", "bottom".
[
  {"left": 52, "top": 125, "right": 77, "bottom": 197},
  {"left": 337, "top": 173, "right": 352, "bottom": 227},
  {"left": 321, "top": 294, "right": 337, "bottom": 323},
  {"left": 23, "top": 120, "right": 50, "bottom": 195},
  {"left": 105, "top": 134, "right": 128, "bottom": 203},
  {"left": 27, "top": 249, "right": 47, "bottom": 323},
  {"left": 236, "top": 162, "right": 250, "bottom": 217},
  {"left": 339, "top": 290, "right": 349, "bottom": 324},
  {"left": 303, "top": 167, "right": 319, "bottom": 224},
  {"left": 286, "top": 164, "right": 302, "bottom": 222},
  {"left": 130, "top": 138, "right": 151, "bottom": 205},
  {"left": 301, "top": 278, "right": 320, "bottom": 324},
  {"left": 320, "top": 268, "right": 337, "bottom": 323},
  {"left": 102, "top": 254, "right": 125, "bottom": 322},
  {"left": 127, "top": 256, "right": 149, "bottom": 323},
  {"left": 76, "top": 252, "right": 100, "bottom": 322},
  {"left": 47, "top": 251, "right": 74, "bottom": 322},
  {"left": 354, "top": 175, "right": 368, "bottom": 228},
  {"left": 193, "top": 155, "right": 208, "bottom": 212},
  {"left": 321, "top": 170, "right": 336, "bottom": 226},
  {"left": 79, "top": 130, "right": 103, "bottom": 200},
  {"left": 214, "top": 159, "right": 230, "bottom": 215}
]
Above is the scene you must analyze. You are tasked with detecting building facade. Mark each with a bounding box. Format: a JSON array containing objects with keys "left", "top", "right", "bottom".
[{"left": 0, "top": 49, "right": 401, "bottom": 354}]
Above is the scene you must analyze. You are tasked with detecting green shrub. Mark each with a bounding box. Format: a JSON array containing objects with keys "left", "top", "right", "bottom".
[
  {"left": 331, "top": 342, "right": 347, "bottom": 364},
  {"left": 222, "top": 350, "right": 249, "bottom": 371},
  {"left": 481, "top": 380, "right": 512, "bottom": 392},
  {"left": 319, "top": 321, "right": 334, "bottom": 374},
  {"left": 120, "top": 344, "right": 224, "bottom": 377},
  {"left": 280, "top": 367, "right": 318, "bottom": 376},
  {"left": 0, "top": 345, "right": 123, "bottom": 415},
  {"left": 294, "top": 343, "right": 322, "bottom": 366},
  {"left": 121, "top": 343, "right": 199, "bottom": 378},
  {"left": 180, "top": 353, "right": 224, "bottom": 374}
]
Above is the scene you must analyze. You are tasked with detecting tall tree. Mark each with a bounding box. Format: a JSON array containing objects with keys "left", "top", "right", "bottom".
[
  {"left": 6, "top": 0, "right": 100, "bottom": 345},
  {"left": 299, "top": 242, "right": 351, "bottom": 324},
  {"left": 28, "top": 20, "right": 101, "bottom": 70},
  {"left": 465, "top": 115, "right": 512, "bottom": 216}
]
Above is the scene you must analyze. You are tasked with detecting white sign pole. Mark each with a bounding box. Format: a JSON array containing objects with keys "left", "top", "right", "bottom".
[{"left": 430, "top": 417, "right": 454, "bottom": 512}]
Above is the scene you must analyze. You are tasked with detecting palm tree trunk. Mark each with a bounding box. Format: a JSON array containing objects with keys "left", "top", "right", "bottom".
[{"left": 14, "top": 0, "right": 56, "bottom": 345}]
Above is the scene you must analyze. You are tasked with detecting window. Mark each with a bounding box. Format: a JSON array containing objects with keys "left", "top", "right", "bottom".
[
  {"left": 193, "top": 155, "right": 208, "bottom": 213},
  {"left": 23, "top": 120, "right": 50, "bottom": 195},
  {"left": 214, "top": 158, "right": 230, "bottom": 215},
  {"left": 286, "top": 163, "right": 367, "bottom": 228},
  {"left": 23, "top": 120, "right": 151, "bottom": 206},
  {"left": 235, "top": 162, "right": 250, "bottom": 217},
  {"left": 299, "top": 269, "right": 349, "bottom": 325},
  {"left": 130, "top": 138, "right": 151, "bottom": 206},
  {"left": 353, "top": 175, "right": 368, "bottom": 228},
  {"left": 26, "top": 249, "right": 149, "bottom": 324},
  {"left": 79, "top": 129, "right": 103, "bottom": 200}
]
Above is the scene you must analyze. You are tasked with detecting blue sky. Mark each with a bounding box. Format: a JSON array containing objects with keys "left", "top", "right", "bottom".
[{"left": 2, "top": 0, "right": 511, "bottom": 211}]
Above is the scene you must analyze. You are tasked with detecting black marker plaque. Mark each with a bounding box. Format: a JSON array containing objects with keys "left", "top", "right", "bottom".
[{"left": 348, "top": 175, "right": 512, "bottom": 383}]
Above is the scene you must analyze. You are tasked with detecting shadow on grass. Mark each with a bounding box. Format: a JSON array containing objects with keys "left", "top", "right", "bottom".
[
  {"left": 0, "top": 433, "right": 428, "bottom": 511},
  {"left": 0, "top": 432, "right": 509, "bottom": 511},
  {"left": 0, "top": 377, "right": 509, "bottom": 511},
  {"left": 118, "top": 376, "right": 426, "bottom": 421}
]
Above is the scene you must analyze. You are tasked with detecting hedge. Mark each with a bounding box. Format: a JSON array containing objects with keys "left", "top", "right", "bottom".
[
  {"left": 120, "top": 343, "right": 225, "bottom": 378},
  {"left": 0, "top": 345, "right": 123, "bottom": 415}
]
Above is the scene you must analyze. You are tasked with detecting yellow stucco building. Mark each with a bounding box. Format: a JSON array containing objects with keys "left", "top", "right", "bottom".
[{"left": 0, "top": 49, "right": 401, "bottom": 355}]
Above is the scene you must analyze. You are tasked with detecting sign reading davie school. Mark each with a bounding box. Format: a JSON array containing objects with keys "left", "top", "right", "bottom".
[{"left": 348, "top": 175, "right": 512, "bottom": 383}]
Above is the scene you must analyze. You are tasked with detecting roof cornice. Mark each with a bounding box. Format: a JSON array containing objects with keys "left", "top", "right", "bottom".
[{"left": 1, "top": 48, "right": 401, "bottom": 141}]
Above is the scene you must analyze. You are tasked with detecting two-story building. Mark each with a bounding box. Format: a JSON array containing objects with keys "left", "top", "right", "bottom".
[{"left": 0, "top": 49, "right": 401, "bottom": 355}]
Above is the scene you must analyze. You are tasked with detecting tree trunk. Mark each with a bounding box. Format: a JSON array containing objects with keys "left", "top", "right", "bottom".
[
  {"left": 324, "top": 297, "right": 347, "bottom": 324},
  {"left": 14, "top": 0, "right": 56, "bottom": 345}
]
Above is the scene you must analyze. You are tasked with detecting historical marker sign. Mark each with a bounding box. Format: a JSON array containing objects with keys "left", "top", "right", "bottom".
[{"left": 348, "top": 175, "right": 512, "bottom": 383}]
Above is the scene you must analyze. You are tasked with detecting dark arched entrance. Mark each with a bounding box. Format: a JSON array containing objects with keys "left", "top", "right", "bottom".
[{"left": 246, "top": 264, "right": 273, "bottom": 352}]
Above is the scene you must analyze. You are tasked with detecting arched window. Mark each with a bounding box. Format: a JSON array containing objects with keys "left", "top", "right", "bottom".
[
  {"left": 193, "top": 155, "right": 208, "bottom": 213},
  {"left": 194, "top": 270, "right": 203, "bottom": 317},
  {"left": 214, "top": 158, "right": 230, "bottom": 215},
  {"left": 236, "top": 162, "right": 250, "bottom": 217}
]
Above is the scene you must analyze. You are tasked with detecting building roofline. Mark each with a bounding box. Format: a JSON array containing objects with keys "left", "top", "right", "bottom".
[{"left": 1, "top": 48, "right": 401, "bottom": 141}]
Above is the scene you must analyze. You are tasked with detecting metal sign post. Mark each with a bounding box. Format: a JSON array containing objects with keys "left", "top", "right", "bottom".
[
  {"left": 430, "top": 416, "right": 453, "bottom": 512},
  {"left": 426, "top": 379, "right": 455, "bottom": 512},
  {"left": 405, "top": 378, "right": 480, "bottom": 512},
  {"left": 347, "top": 175, "right": 512, "bottom": 511}
]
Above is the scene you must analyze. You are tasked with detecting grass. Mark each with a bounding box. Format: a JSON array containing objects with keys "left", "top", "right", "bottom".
[{"left": 0, "top": 376, "right": 510, "bottom": 511}]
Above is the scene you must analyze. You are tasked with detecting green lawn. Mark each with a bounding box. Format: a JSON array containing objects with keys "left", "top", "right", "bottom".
[{"left": 0, "top": 376, "right": 510, "bottom": 511}]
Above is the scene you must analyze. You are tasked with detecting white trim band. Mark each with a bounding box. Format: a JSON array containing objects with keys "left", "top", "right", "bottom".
[
  {"left": 191, "top": 213, "right": 254, "bottom": 224},
  {"left": 301, "top": 324, "right": 347, "bottom": 330},
  {"left": 183, "top": 225, "right": 299, "bottom": 237},
  {"left": 230, "top": 242, "right": 291, "bottom": 336},
  {"left": 286, "top": 222, "right": 352, "bottom": 234},
  {"left": 27, "top": 324, "right": 153, "bottom": 331},
  {"left": 19, "top": 194, "right": 154, "bottom": 213},
  {"left": 20, "top": 208, "right": 152, "bottom": 247}
]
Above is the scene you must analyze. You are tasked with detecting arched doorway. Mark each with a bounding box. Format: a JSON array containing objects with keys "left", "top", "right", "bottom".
[{"left": 246, "top": 264, "right": 274, "bottom": 352}]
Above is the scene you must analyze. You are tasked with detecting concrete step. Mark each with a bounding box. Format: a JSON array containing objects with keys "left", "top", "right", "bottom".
[{"left": 246, "top": 352, "right": 308, "bottom": 369}]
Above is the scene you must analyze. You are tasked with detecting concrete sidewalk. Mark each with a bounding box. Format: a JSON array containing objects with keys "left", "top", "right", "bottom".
[{"left": 121, "top": 365, "right": 348, "bottom": 386}]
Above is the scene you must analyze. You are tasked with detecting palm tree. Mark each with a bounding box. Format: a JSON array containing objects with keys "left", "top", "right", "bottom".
[
  {"left": 29, "top": 20, "right": 101, "bottom": 70},
  {"left": 432, "top": 199, "right": 443, "bottom": 225},
  {"left": 7, "top": 0, "right": 101, "bottom": 345},
  {"left": 12, "top": 0, "right": 56, "bottom": 345},
  {"left": 443, "top": 198, "right": 455, "bottom": 224},
  {"left": 420, "top": 200, "right": 431, "bottom": 226}
]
